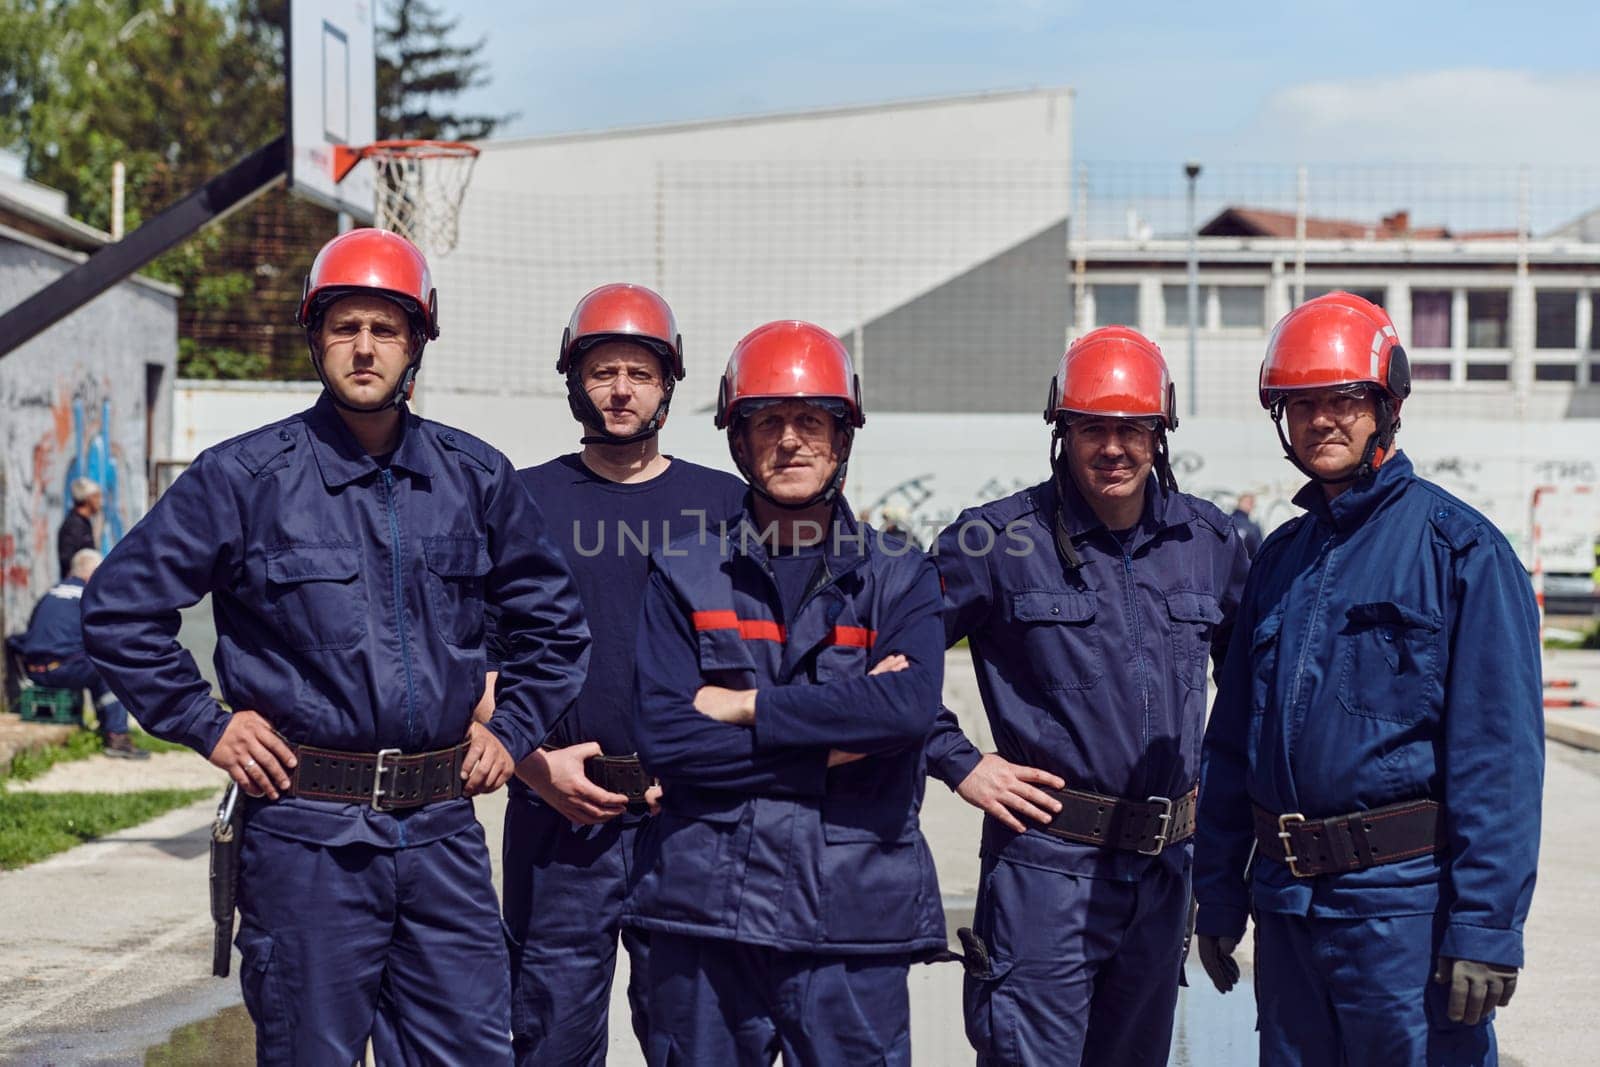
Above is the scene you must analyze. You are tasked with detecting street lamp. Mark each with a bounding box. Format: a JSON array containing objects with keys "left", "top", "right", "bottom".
[{"left": 1185, "top": 161, "right": 1202, "bottom": 418}]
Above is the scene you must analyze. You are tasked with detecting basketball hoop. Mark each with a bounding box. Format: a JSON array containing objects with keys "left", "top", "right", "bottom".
[{"left": 333, "top": 140, "right": 480, "bottom": 255}]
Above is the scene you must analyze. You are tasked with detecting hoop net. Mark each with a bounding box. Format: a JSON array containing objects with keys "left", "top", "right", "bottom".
[{"left": 355, "top": 140, "right": 480, "bottom": 255}]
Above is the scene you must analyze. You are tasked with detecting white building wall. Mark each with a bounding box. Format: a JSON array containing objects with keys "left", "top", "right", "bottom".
[
  {"left": 427, "top": 89, "right": 1073, "bottom": 402},
  {"left": 176, "top": 379, "right": 1600, "bottom": 572}
]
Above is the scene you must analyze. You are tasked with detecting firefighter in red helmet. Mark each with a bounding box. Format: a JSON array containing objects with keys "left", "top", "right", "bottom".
[
  {"left": 1195, "top": 292, "right": 1542, "bottom": 1067},
  {"left": 85, "top": 228, "right": 590, "bottom": 1063},
  {"left": 626, "top": 320, "right": 946, "bottom": 1064},
  {"left": 487, "top": 283, "right": 743, "bottom": 1065},
  {"left": 924, "top": 325, "right": 1249, "bottom": 1066}
]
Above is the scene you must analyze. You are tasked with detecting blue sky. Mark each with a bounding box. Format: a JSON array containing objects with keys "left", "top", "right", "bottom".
[{"left": 446, "top": 1, "right": 1600, "bottom": 165}]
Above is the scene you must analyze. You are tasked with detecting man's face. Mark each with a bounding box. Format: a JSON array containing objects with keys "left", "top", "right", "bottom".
[
  {"left": 734, "top": 399, "right": 848, "bottom": 506},
  {"left": 1063, "top": 417, "right": 1156, "bottom": 510},
  {"left": 578, "top": 341, "right": 668, "bottom": 437},
  {"left": 315, "top": 294, "right": 413, "bottom": 408},
  {"left": 1283, "top": 386, "right": 1380, "bottom": 482},
  {"left": 84, "top": 490, "right": 103, "bottom": 516}
]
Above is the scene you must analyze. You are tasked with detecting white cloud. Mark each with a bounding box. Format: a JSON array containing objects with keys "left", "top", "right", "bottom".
[{"left": 1222, "top": 69, "right": 1600, "bottom": 167}]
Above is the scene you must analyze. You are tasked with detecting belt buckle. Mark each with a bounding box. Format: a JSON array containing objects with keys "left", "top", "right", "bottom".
[
  {"left": 371, "top": 748, "right": 402, "bottom": 811},
  {"left": 1138, "top": 795, "right": 1174, "bottom": 856},
  {"left": 1277, "top": 812, "right": 1309, "bottom": 877}
]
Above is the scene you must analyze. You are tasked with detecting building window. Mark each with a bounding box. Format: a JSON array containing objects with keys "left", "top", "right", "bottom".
[
  {"left": 1410, "top": 361, "right": 1453, "bottom": 382},
  {"left": 1536, "top": 291, "right": 1578, "bottom": 349},
  {"left": 1093, "top": 284, "right": 1139, "bottom": 328},
  {"left": 1466, "top": 290, "right": 1509, "bottom": 349},
  {"left": 1162, "top": 285, "right": 1192, "bottom": 330},
  {"left": 1535, "top": 362, "right": 1579, "bottom": 382},
  {"left": 1411, "top": 290, "right": 1452, "bottom": 348},
  {"left": 1218, "top": 286, "right": 1265, "bottom": 328},
  {"left": 1465, "top": 362, "right": 1510, "bottom": 382},
  {"left": 1305, "top": 286, "right": 1385, "bottom": 307}
]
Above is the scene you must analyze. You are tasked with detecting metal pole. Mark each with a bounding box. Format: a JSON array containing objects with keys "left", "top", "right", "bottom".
[
  {"left": 1293, "top": 165, "right": 1308, "bottom": 305},
  {"left": 111, "top": 161, "right": 125, "bottom": 241},
  {"left": 1184, "top": 161, "right": 1201, "bottom": 418},
  {"left": 0, "top": 135, "right": 288, "bottom": 361}
]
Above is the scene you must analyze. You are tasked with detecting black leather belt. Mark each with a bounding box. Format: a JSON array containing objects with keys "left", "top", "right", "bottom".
[
  {"left": 585, "top": 753, "right": 653, "bottom": 815},
  {"left": 1253, "top": 799, "right": 1442, "bottom": 878},
  {"left": 288, "top": 741, "right": 470, "bottom": 810},
  {"left": 1039, "top": 785, "right": 1197, "bottom": 856}
]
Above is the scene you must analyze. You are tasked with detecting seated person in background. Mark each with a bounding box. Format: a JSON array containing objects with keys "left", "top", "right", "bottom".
[{"left": 17, "top": 548, "right": 149, "bottom": 760}]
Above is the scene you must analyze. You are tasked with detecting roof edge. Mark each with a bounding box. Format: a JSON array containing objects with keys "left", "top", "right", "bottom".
[
  {"left": 483, "top": 86, "right": 1074, "bottom": 150},
  {"left": 0, "top": 221, "right": 182, "bottom": 298}
]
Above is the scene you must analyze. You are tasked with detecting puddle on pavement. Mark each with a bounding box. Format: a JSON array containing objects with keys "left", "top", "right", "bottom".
[
  {"left": 144, "top": 1004, "right": 254, "bottom": 1065},
  {"left": 141, "top": 909, "right": 1258, "bottom": 1067}
]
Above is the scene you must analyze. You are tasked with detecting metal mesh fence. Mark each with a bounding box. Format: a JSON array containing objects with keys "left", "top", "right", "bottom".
[{"left": 427, "top": 158, "right": 1600, "bottom": 422}]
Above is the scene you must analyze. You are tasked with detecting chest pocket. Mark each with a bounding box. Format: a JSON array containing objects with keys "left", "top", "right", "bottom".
[
  {"left": 694, "top": 622, "right": 763, "bottom": 689},
  {"left": 423, "top": 537, "right": 490, "bottom": 648},
  {"left": 1337, "top": 601, "right": 1441, "bottom": 724},
  {"left": 265, "top": 543, "right": 366, "bottom": 651},
  {"left": 1007, "top": 590, "right": 1100, "bottom": 691},
  {"left": 1248, "top": 609, "right": 1284, "bottom": 755},
  {"left": 1166, "top": 590, "right": 1223, "bottom": 692}
]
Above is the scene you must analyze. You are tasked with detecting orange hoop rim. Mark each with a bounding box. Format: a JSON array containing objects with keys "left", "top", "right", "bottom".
[{"left": 334, "top": 140, "right": 480, "bottom": 182}]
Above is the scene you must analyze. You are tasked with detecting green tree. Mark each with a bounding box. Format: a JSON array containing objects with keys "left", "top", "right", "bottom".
[
  {"left": 0, "top": 0, "right": 509, "bottom": 379},
  {"left": 377, "top": 0, "right": 514, "bottom": 141}
]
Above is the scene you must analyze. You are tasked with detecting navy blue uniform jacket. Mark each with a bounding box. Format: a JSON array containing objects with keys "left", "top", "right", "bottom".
[
  {"left": 19, "top": 577, "right": 88, "bottom": 659},
  {"left": 1194, "top": 453, "right": 1543, "bottom": 968},
  {"left": 925, "top": 475, "right": 1249, "bottom": 880},
  {"left": 82, "top": 395, "right": 590, "bottom": 848},
  {"left": 628, "top": 503, "right": 948, "bottom": 956}
]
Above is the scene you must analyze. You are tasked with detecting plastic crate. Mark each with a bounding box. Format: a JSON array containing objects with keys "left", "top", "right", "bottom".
[{"left": 18, "top": 686, "right": 82, "bottom": 724}]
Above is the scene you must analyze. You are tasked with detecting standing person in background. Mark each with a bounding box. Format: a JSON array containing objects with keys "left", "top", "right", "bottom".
[
  {"left": 924, "top": 326, "right": 1249, "bottom": 1066},
  {"left": 58, "top": 477, "right": 100, "bottom": 579},
  {"left": 482, "top": 284, "right": 745, "bottom": 1066},
  {"left": 1194, "top": 292, "right": 1543, "bottom": 1067},
  {"left": 83, "top": 228, "right": 590, "bottom": 1065},
  {"left": 1230, "top": 491, "right": 1264, "bottom": 557}
]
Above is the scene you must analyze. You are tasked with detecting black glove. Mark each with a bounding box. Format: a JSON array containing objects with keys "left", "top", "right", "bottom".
[
  {"left": 1433, "top": 957, "right": 1519, "bottom": 1025},
  {"left": 1196, "top": 934, "right": 1240, "bottom": 994}
]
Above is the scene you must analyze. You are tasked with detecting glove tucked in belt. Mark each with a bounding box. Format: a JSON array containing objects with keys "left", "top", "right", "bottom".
[
  {"left": 288, "top": 742, "right": 470, "bottom": 810},
  {"left": 1253, "top": 798, "right": 1441, "bottom": 877},
  {"left": 585, "top": 753, "right": 653, "bottom": 815},
  {"left": 1039, "top": 785, "right": 1197, "bottom": 856}
]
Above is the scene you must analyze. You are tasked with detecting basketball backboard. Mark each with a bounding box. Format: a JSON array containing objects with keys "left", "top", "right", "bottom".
[{"left": 286, "top": 0, "right": 377, "bottom": 222}]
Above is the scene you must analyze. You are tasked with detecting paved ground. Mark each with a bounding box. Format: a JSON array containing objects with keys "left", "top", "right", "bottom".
[{"left": 1, "top": 649, "right": 1597, "bottom": 1064}]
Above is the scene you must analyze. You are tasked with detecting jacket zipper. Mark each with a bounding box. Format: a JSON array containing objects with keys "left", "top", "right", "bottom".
[{"left": 381, "top": 469, "right": 420, "bottom": 752}]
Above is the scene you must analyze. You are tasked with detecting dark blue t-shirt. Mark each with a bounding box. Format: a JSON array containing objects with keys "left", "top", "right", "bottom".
[
  {"left": 498, "top": 453, "right": 745, "bottom": 756},
  {"left": 766, "top": 541, "right": 827, "bottom": 625}
]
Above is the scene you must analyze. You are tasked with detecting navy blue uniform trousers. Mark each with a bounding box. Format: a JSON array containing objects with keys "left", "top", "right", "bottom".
[
  {"left": 502, "top": 794, "right": 650, "bottom": 1065},
  {"left": 646, "top": 932, "right": 912, "bottom": 1066},
  {"left": 235, "top": 822, "right": 511, "bottom": 1066},
  {"left": 964, "top": 854, "right": 1190, "bottom": 1067},
  {"left": 1254, "top": 912, "right": 1497, "bottom": 1066}
]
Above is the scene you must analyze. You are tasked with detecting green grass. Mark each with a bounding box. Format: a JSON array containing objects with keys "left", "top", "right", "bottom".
[
  {"left": 0, "top": 787, "right": 217, "bottom": 869},
  {"left": 2, "top": 726, "right": 188, "bottom": 784}
]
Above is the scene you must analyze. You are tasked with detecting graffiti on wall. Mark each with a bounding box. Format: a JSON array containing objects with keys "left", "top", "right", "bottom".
[{"left": 2, "top": 377, "right": 132, "bottom": 637}]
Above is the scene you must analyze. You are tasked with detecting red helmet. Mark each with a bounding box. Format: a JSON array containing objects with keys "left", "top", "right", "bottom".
[
  {"left": 558, "top": 284, "right": 684, "bottom": 379},
  {"left": 297, "top": 228, "right": 438, "bottom": 339},
  {"left": 1259, "top": 291, "right": 1410, "bottom": 408},
  {"left": 1045, "top": 326, "right": 1177, "bottom": 428},
  {"left": 715, "top": 321, "right": 864, "bottom": 430}
]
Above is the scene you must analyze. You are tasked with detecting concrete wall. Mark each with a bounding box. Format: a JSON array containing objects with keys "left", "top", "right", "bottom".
[
  {"left": 169, "top": 370, "right": 1600, "bottom": 571},
  {"left": 0, "top": 225, "right": 178, "bottom": 642}
]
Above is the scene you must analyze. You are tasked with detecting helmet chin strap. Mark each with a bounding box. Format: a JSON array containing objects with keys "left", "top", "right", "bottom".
[
  {"left": 568, "top": 364, "right": 676, "bottom": 446},
  {"left": 729, "top": 422, "right": 853, "bottom": 512},
  {"left": 306, "top": 330, "right": 424, "bottom": 414},
  {"left": 1271, "top": 396, "right": 1400, "bottom": 486}
]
